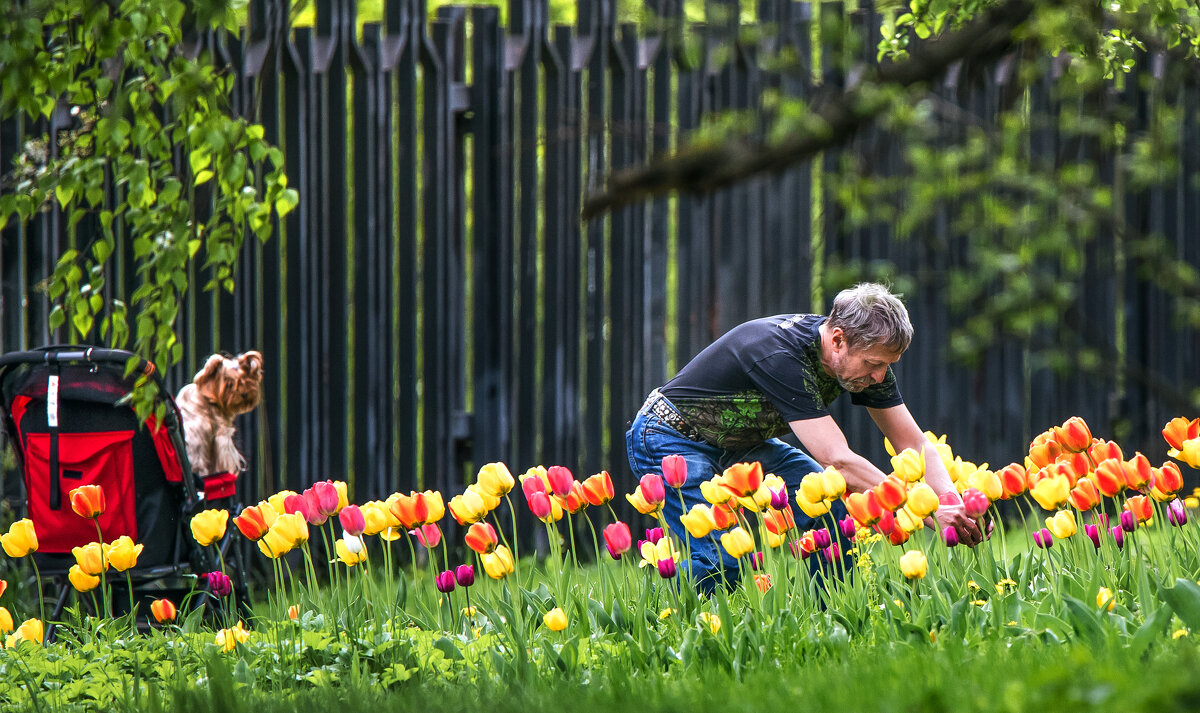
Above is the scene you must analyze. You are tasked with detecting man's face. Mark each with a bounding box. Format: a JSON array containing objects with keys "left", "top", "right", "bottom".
[{"left": 829, "top": 329, "right": 903, "bottom": 392}]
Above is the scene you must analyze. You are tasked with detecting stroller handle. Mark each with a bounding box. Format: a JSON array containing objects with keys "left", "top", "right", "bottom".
[{"left": 0, "top": 346, "right": 153, "bottom": 373}]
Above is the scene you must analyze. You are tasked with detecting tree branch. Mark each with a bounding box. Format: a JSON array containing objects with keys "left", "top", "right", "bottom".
[{"left": 581, "top": 0, "right": 1036, "bottom": 220}]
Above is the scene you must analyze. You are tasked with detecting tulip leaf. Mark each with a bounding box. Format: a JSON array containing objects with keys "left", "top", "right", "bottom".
[
  {"left": 432, "top": 637, "right": 464, "bottom": 661},
  {"left": 1130, "top": 605, "right": 1173, "bottom": 658},
  {"left": 610, "top": 597, "right": 627, "bottom": 631},
  {"left": 948, "top": 597, "right": 968, "bottom": 639},
  {"left": 1160, "top": 578, "right": 1200, "bottom": 632},
  {"left": 1062, "top": 595, "right": 1106, "bottom": 644},
  {"left": 588, "top": 598, "right": 617, "bottom": 633}
]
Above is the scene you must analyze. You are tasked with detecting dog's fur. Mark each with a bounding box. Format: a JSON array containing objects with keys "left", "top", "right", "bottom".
[{"left": 176, "top": 351, "right": 264, "bottom": 476}]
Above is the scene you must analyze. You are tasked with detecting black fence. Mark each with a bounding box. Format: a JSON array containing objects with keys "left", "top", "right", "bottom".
[{"left": 2, "top": 0, "right": 1197, "bottom": 532}]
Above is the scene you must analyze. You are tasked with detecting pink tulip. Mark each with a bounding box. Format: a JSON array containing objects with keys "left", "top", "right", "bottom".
[
  {"left": 307, "top": 481, "right": 341, "bottom": 518},
  {"left": 546, "top": 466, "right": 575, "bottom": 496},
  {"left": 639, "top": 474, "right": 666, "bottom": 505},
  {"left": 961, "top": 488, "right": 990, "bottom": 518},
  {"left": 526, "top": 491, "right": 553, "bottom": 520},
  {"left": 604, "top": 522, "right": 632, "bottom": 559},
  {"left": 285, "top": 493, "right": 324, "bottom": 526},
  {"left": 339, "top": 505, "right": 366, "bottom": 537},
  {"left": 413, "top": 523, "right": 442, "bottom": 548},
  {"left": 661, "top": 455, "right": 688, "bottom": 488},
  {"left": 521, "top": 476, "right": 546, "bottom": 499}
]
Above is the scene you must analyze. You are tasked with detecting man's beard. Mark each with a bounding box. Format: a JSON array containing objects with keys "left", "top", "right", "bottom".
[{"left": 838, "top": 376, "right": 871, "bottom": 393}]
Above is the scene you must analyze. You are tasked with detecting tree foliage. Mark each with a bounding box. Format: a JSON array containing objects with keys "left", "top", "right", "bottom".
[{"left": 0, "top": 0, "right": 296, "bottom": 418}]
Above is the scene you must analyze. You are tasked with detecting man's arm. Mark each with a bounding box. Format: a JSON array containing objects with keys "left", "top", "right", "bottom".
[
  {"left": 788, "top": 415, "right": 891, "bottom": 494},
  {"left": 867, "top": 403, "right": 985, "bottom": 546}
]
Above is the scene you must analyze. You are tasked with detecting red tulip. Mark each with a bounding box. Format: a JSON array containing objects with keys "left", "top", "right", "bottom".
[
  {"left": 69, "top": 485, "right": 105, "bottom": 519},
  {"left": 873, "top": 475, "right": 907, "bottom": 512},
  {"left": 464, "top": 522, "right": 499, "bottom": 554},
  {"left": 1154, "top": 461, "right": 1184, "bottom": 498},
  {"left": 997, "top": 463, "right": 1028, "bottom": 499},
  {"left": 1094, "top": 458, "right": 1126, "bottom": 497},
  {"left": 845, "top": 491, "right": 884, "bottom": 527},
  {"left": 234, "top": 505, "right": 272, "bottom": 541},
  {"left": 1122, "top": 453, "right": 1153, "bottom": 490}
]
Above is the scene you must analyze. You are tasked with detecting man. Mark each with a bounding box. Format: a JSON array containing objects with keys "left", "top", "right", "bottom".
[{"left": 626, "top": 283, "right": 983, "bottom": 593}]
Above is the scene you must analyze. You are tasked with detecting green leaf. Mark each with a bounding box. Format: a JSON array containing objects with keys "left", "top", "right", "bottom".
[
  {"left": 275, "top": 188, "right": 299, "bottom": 217},
  {"left": 194, "top": 169, "right": 213, "bottom": 185},
  {"left": 55, "top": 184, "right": 75, "bottom": 208},
  {"left": 1062, "top": 595, "right": 1105, "bottom": 644},
  {"left": 1130, "top": 605, "right": 1173, "bottom": 658},
  {"left": 1160, "top": 579, "right": 1200, "bottom": 631}
]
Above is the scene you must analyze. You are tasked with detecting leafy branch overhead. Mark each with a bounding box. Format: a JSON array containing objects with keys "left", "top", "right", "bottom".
[{"left": 0, "top": 0, "right": 297, "bottom": 418}]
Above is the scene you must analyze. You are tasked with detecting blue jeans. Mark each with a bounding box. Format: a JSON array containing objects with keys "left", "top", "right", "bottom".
[{"left": 625, "top": 396, "right": 849, "bottom": 595}]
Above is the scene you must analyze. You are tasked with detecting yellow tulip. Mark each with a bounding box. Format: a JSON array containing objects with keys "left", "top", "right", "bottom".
[
  {"left": 267, "top": 490, "right": 298, "bottom": 518},
  {"left": 680, "top": 504, "right": 718, "bottom": 539},
  {"left": 821, "top": 467, "right": 847, "bottom": 499},
  {"left": 107, "top": 536, "right": 143, "bottom": 572},
  {"left": 0, "top": 519, "right": 38, "bottom": 558},
  {"left": 448, "top": 490, "right": 489, "bottom": 525},
  {"left": 423, "top": 490, "right": 448, "bottom": 523},
  {"left": 906, "top": 483, "right": 939, "bottom": 519},
  {"left": 895, "top": 507, "right": 925, "bottom": 534},
  {"left": 795, "top": 489, "right": 831, "bottom": 518},
  {"left": 360, "top": 501, "right": 392, "bottom": 536},
  {"left": 335, "top": 537, "right": 368, "bottom": 566},
  {"left": 736, "top": 484, "right": 772, "bottom": 513},
  {"left": 899, "top": 550, "right": 927, "bottom": 579},
  {"left": 72, "top": 541, "right": 110, "bottom": 576},
  {"left": 720, "top": 527, "right": 754, "bottom": 559},
  {"left": 626, "top": 488, "right": 661, "bottom": 515},
  {"left": 258, "top": 512, "right": 310, "bottom": 558},
  {"left": 1096, "top": 587, "right": 1116, "bottom": 612},
  {"left": 967, "top": 468, "right": 1002, "bottom": 502},
  {"left": 190, "top": 509, "right": 230, "bottom": 547},
  {"left": 477, "top": 462, "right": 516, "bottom": 497},
  {"left": 1045, "top": 510, "right": 1077, "bottom": 539},
  {"left": 765, "top": 530, "right": 788, "bottom": 549},
  {"left": 699, "top": 612, "right": 721, "bottom": 634},
  {"left": 481, "top": 545, "right": 515, "bottom": 579},
  {"left": 215, "top": 621, "right": 250, "bottom": 652},
  {"left": 891, "top": 448, "right": 926, "bottom": 483},
  {"left": 68, "top": 564, "right": 100, "bottom": 593},
  {"left": 1030, "top": 474, "right": 1071, "bottom": 511},
  {"left": 543, "top": 607, "right": 568, "bottom": 632},
  {"left": 700, "top": 476, "right": 733, "bottom": 505},
  {"left": 5, "top": 618, "right": 43, "bottom": 648},
  {"left": 0, "top": 607, "right": 12, "bottom": 634},
  {"left": 638, "top": 539, "right": 679, "bottom": 568},
  {"left": 798, "top": 473, "right": 827, "bottom": 505}
]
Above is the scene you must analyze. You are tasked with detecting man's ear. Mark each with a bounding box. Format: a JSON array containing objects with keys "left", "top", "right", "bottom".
[{"left": 829, "top": 326, "right": 846, "bottom": 350}]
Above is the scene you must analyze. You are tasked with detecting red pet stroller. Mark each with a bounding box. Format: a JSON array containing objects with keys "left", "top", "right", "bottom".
[{"left": 0, "top": 346, "right": 245, "bottom": 628}]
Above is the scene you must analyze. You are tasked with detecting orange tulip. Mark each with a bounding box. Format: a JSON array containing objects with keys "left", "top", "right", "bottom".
[
  {"left": 754, "top": 573, "right": 773, "bottom": 593},
  {"left": 1069, "top": 477, "right": 1101, "bottom": 511},
  {"left": 888, "top": 527, "right": 910, "bottom": 546},
  {"left": 69, "top": 485, "right": 105, "bottom": 519},
  {"left": 721, "top": 462, "right": 763, "bottom": 498},
  {"left": 1163, "top": 417, "right": 1200, "bottom": 451},
  {"left": 997, "top": 463, "right": 1028, "bottom": 499},
  {"left": 763, "top": 506, "right": 796, "bottom": 535},
  {"left": 1054, "top": 417, "right": 1092, "bottom": 453},
  {"left": 711, "top": 503, "right": 739, "bottom": 531},
  {"left": 234, "top": 504, "right": 274, "bottom": 541},
  {"left": 580, "top": 471, "right": 615, "bottom": 506},
  {"left": 874, "top": 475, "right": 908, "bottom": 512},
  {"left": 1153, "top": 462, "right": 1185, "bottom": 500},
  {"left": 1094, "top": 458, "right": 1126, "bottom": 497},
  {"left": 464, "top": 522, "right": 499, "bottom": 554},
  {"left": 1057, "top": 451, "right": 1092, "bottom": 478},
  {"left": 1028, "top": 432, "right": 1062, "bottom": 469},
  {"left": 1125, "top": 495, "right": 1153, "bottom": 523},
  {"left": 1089, "top": 439, "right": 1123, "bottom": 464},
  {"left": 151, "top": 598, "right": 177, "bottom": 624},
  {"left": 1122, "top": 453, "right": 1154, "bottom": 490},
  {"left": 390, "top": 492, "right": 429, "bottom": 530},
  {"left": 558, "top": 480, "right": 589, "bottom": 514},
  {"left": 1047, "top": 459, "right": 1080, "bottom": 488},
  {"left": 845, "top": 490, "right": 884, "bottom": 527}
]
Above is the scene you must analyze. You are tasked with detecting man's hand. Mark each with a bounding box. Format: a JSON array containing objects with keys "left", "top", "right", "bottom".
[{"left": 931, "top": 501, "right": 987, "bottom": 547}]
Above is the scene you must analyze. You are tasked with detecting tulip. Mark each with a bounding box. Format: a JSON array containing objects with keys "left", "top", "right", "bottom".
[
  {"left": 447, "top": 489, "right": 489, "bottom": 525},
  {"left": 435, "top": 570, "right": 456, "bottom": 593},
  {"left": 1054, "top": 416, "right": 1092, "bottom": 453},
  {"left": 812, "top": 528, "right": 832, "bottom": 550},
  {"left": 712, "top": 504, "right": 739, "bottom": 531},
  {"left": 0, "top": 580, "right": 5, "bottom": 599},
  {"left": 338, "top": 505, "right": 366, "bottom": 537},
  {"left": 1119, "top": 510, "right": 1138, "bottom": 533},
  {"left": 942, "top": 526, "right": 959, "bottom": 547},
  {"left": 1169, "top": 499, "right": 1188, "bottom": 527},
  {"left": 266, "top": 490, "right": 296, "bottom": 517},
  {"left": 720, "top": 526, "right": 754, "bottom": 559},
  {"left": 657, "top": 557, "right": 678, "bottom": 579},
  {"left": 1110, "top": 524, "right": 1126, "bottom": 548},
  {"left": 520, "top": 468, "right": 549, "bottom": 498},
  {"left": 204, "top": 571, "right": 233, "bottom": 597},
  {"left": 638, "top": 473, "right": 666, "bottom": 506},
  {"left": 820, "top": 467, "right": 848, "bottom": 499},
  {"left": 1096, "top": 587, "right": 1116, "bottom": 612},
  {"left": 545, "top": 465, "right": 575, "bottom": 496},
  {"left": 581, "top": 471, "right": 615, "bottom": 506},
  {"left": 107, "top": 536, "right": 143, "bottom": 572},
  {"left": 391, "top": 492, "right": 430, "bottom": 530},
  {"left": 190, "top": 509, "right": 229, "bottom": 547},
  {"left": 234, "top": 504, "right": 275, "bottom": 541},
  {"left": 1123, "top": 453, "right": 1154, "bottom": 490},
  {"left": 0, "top": 608, "right": 11, "bottom": 634},
  {"left": 1163, "top": 417, "right": 1200, "bottom": 451},
  {"left": 1028, "top": 431, "right": 1062, "bottom": 469},
  {"left": 68, "top": 565, "right": 100, "bottom": 592},
  {"left": 215, "top": 621, "right": 250, "bottom": 652},
  {"left": 840, "top": 516, "right": 858, "bottom": 540},
  {"left": 895, "top": 507, "right": 924, "bottom": 534},
  {"left": 1125, "top": 495, "right": 1153, "bottom": 524},
  {"left": 1089, "top": 439, "right": 1123, "bottom": 464},
  {"left": 284, "top": 492, "right": 321, "bottom": 525},
  {"left": 645, "top": 527, "right": 665, "bottom": 543},
  {"left": 749, "top": 551, "right": 765, "bottom": 570},
  {"left": 967, "top": 469, "right": 1003, "bottom": 502},
  {"left": 1093, "top": 458, "right": 1126, "bottom": 498},
  {"left": 529, "top": 491, "right": 564, "bottom": 522},
  {"left": 906, "top": 483, "right": 940, "bottom": 518},
  {"left": 721, "top": 462, "right": 763, "bottom": 498},
  {"left": 603, "top": 522, "right": 632, "bottom": 559},
  {"left": 638, "top": 538, "right": 679, "bottom": 569},
  {"left": 1069, "top": 478, "right": 1101, "bottom": 512},
  {"left": 0, "top": 519, "right": 38, "bottom": 557},
  {"left": 799, "top": 473, "right": 828, "bottom": 506},
  {"left": 763, "top": 506, "right": 796, "bottom": 536},
  {"left": 958, "top": 487, "right": 989, "bottom": 519},
  {"left": 995, "top": 463, "right": 1027, "bottom": 499},
  {"left": 69, "top": 484, "right": 105, "bottom": 519},
  {"left": 798, "top": 530, "right": 819, "bottom": 556},
  {"left": 625, "top": 488, "right": 661, "bottom": 516},
  {"left": 795, "top": 489, "right": 832, "bottom": 518},
  {"left": 412, "top": 523, "right": 442, "bottom": 548},
  {"left": 558, "top": 480, "right": 589, "bottom": 514},
  {"left": 769, "top": 487, "right": 789, "bottom": 511},
  {"left": 874, "top": 475, "right": 908, "bottom": 512},
  {"left": 699, "top": 612, "right": 721, "bottom": 634},
  {"left": 891, "top": 448, "right": 925, "bottom": 483},
  {"left": 151, "top": 598, "right": 177, "bottom": 624},
  {"left": 304, "top": 481, "right": 341, "bottom": 520},
  {"left": 481, "top": 545, "right": 515, "bottom": 579},
  {"left": 680, "top": 504, "right": 718, "bottom": 538},
  {"left": 845, "top": 490, "right": 884, "bottom": 527},
  {"left": 258, "top": 512, "right": 310, "bottom": 558},
  {"left": 1032, "top": 528, "right": 1053, "bottom": 548},
  {"left": 660, "top": 454, "right": 688, "bottom": 488},
  {"left": 823, "top": 543, "right": 842, "bottom": 562},
  {"left": 1046, "top": 510, "right": 1077, "bottom": 539},
  {"left": 476, "top": 462, "right": 516, "bottom": 497},
  {"left": 455, "top": 564, "right": 475, "bottom": 587},
  {"left": 899, "top": 550, "right": 927, "bottom": 579},
  {"left": 1030, "top": 474, "right": 1070, "bottom": 511},
  {"left": 1181, "top": 438, "right": 1200, "bottom": 469},
  {"left": 6, "top": 618, "right": 43, "bottom": 647},
  {"left": 1154, "top": 462, "right": 1185, "bottom": 499},
  {"left": 754, "top": 573, "right": 773, "bottom": 593},
  {"left": 875, "top": 508, "right": 897, "bottom": 536},
  {"left": 73, "top": 541, "right": 109, "bottom": 576},
  {"left": 700, "top": 476, "right": 734, "bottom": 504},
  {"left": 1084, "top": 523, "right": 1101, "bottom": 549},
  {"left": 543, "top": 607, "right": 568, "bottom": 632}
]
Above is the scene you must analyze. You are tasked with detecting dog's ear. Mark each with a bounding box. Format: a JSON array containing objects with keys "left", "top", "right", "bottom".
[
  {"left": 193, "top": 354, "right": 226, "bottom": 388},
  {"left": 238, "top": 351, "right": 264, "bottom": 381}
]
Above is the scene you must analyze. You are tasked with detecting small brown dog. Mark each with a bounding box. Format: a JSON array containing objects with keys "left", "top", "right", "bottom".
[{"left": 176, "top": 351, "right": 264, "bottom": 477}]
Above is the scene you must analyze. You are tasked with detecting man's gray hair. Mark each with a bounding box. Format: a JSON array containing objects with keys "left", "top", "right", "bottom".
[{"left": 827, "top": 283, "right": 913, "bottom": 353}]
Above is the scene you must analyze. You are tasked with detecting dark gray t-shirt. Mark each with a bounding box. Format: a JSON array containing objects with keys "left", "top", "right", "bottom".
[{"left": 660, "top": 314, "right": 903, "bottom": 449}]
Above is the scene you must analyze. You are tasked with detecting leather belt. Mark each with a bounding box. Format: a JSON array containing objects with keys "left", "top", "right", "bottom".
[{"left": 641, "top": 388, "right": 705, "bottom": 442}]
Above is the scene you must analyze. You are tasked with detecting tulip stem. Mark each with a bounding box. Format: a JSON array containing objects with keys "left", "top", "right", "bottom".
[
  {"left": 30, "top": 558, "right": 45, "bottom": 626},
  {"left": 582, "top": 511, "right": 606, "bottom": 602},
  {"left": 503, "top": 494, "right": 521, "bottom": 579}
]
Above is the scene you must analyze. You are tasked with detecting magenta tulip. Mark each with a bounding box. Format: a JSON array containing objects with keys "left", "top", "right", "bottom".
[
  {"left": 1110, "top": 525, "right": 1125, "bottom": 549},
  {"left": 435, "top": 570, "right": 456, "bottom": 593},
  {"left": 942, "top": 525, "right": 959, "bottom": 547},
  {"left": 1169, "top": 499, "right": 1188, "bottom": 527},
  {"left": 813, "top": 528, "right": 832, "bottom": 550},
  {"left": 656, "top": 557, "right": 677, "bottom": 579},
  {"left": 1120, "top": 510, "right": 1137, "bottom": 533},
  {"left": 455, "top": 564, "right": 475, "bottom": 587},
  {"left": 1084, "top": 523, "right": 1101, "bottom": 550},
  {"left": 1033, "top": 528, "right": 1053, "bottom": 548}
]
